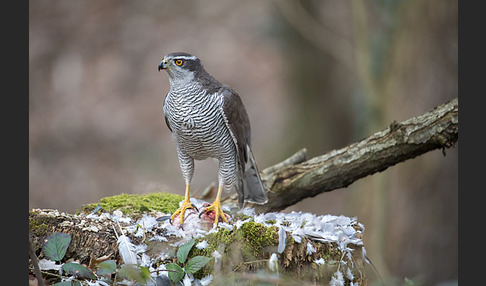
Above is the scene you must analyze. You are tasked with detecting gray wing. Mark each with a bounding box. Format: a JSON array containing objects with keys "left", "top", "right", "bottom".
[
  {"left": 164, "top": 115, "right": 172, "bottom": 132},
  {"left": 220, "top": 86, "right": 251, "bottom": 165},
  {"left": 220, "top": 86, "right": 267, "bottom": 207},
  {"left": 163, "top": 95, "right": 172, "bottom": 132}
]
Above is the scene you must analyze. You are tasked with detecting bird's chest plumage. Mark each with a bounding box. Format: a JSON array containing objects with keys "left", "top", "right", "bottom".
[
  {"left": 165, "top": 87, "right": 219, "bottom": 132},
  {"left": 164, "top": 86, "right": 233, "bottom": 160}
]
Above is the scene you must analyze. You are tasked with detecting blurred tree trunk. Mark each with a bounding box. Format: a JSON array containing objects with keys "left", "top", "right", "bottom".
[{"left": 273, "top": 1, "right": 355, "bottom": 158}]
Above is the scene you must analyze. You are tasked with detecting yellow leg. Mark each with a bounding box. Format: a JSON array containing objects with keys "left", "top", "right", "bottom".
[
  {"left": 170, "top": 184, "right": 195, "bottom": 224},
  {"left": 203, "top": 185, "right": 229, "bottom": 226}
]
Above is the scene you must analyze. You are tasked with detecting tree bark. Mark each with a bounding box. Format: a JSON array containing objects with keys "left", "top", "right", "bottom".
[{"left": 234, "top": 98, "right": 458, "bottom": 212}]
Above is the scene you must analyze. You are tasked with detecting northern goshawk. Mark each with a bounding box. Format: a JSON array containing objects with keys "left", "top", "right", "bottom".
[{"left": 158, "top": 52, "right": 268, "bottom": 226}]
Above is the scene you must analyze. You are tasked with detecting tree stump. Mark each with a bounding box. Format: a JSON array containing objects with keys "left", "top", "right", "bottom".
[{"left": 29, "top": 202, "right": 367, "bottom": 285}]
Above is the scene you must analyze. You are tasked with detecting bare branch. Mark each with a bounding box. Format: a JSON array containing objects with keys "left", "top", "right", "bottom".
[{"left": 236, "top": 98, "right": 458, "bottom": 212}]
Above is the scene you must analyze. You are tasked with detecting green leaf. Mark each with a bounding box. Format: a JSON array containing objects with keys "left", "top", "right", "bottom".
[
  {"left": 42, "top": 232, "right": 71, "bottom": 261},
  {"left": 61, "top": 262, "right": 97, "bottom": 280},
  {"left": 139, "top": 266, "right": 151, "bottom": 281},
  {"left": 96, "top": 260, "right": 117, "bottom": 275},
  {"left": 166, "top": 263, "right": 184, "bottom": 283},
  {"left": 184, "top": 256, "right": 212, "bottom": 274},
  {"left": 177, "top": 239, "right": 195, "bottom": 264},
  {"left": 117, "top": 264, "right": 151, "bottom": 284}
]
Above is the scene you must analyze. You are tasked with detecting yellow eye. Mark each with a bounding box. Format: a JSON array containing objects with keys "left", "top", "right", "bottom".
[{"left": 175, "top": 59, "right": 184, "bottom": 66}]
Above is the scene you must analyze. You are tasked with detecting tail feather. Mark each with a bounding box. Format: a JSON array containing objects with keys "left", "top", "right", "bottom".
[{"left": 240, "top": 147, "right": 268, "bottom": 208}]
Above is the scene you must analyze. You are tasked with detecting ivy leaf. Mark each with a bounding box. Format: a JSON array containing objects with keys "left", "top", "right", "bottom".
[
  {"left": 177, "top": 239, "right": 195, "bottom": 264},
  {"left": 95, "top": 260, "right": 117, "bottom": 275},
  {"left": 184, "top": 256, "right": 211, "bottom": 274},
  {"left": 42, "top": 232, "right": 71, "bottom": 261},
  {"left": 61, "top": 262, "right": 97, "bottom": 280},
  {"left": 166, "top": 263, "right": 184, "bottom": 283}
]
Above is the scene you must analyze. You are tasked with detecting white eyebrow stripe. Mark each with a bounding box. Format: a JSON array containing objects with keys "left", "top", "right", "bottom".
[{"left": 170, "top": 55, "right": 198, "bottom": 61}]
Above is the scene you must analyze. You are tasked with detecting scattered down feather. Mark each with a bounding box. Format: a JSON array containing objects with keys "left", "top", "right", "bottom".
[{"left": 117, "top": 234, "right": 138, "bottom": 265}]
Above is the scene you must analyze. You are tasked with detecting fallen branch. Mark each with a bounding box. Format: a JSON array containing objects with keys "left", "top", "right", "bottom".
[{"left": 232, "top": 98, "right": 458, "bottom": 212}]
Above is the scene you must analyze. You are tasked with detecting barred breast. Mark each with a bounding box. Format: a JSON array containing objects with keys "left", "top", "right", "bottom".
[{"left": 163, "top": 83, "right": 237, "bottom": 163}]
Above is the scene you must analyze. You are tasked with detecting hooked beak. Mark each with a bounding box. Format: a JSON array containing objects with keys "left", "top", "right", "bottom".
[{"left": 158, "top": 59, "right": 168, "bottom": 71}]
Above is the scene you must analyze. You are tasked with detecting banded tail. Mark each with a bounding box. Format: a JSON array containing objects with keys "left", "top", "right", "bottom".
[{"left": 237, "top": 146, "right": 268, "bottom": 208}]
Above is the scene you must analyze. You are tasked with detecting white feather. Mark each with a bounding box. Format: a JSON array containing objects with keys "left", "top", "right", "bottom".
[
  {"left": 183, "top": 274, "right": 192, "bottom": 286},
  {"left": 277, "top": 225, "right": 286, "bottom": 253},
  {"left": 346, "top": 267, "right": 354, "bottom": 281},
  {"left": 117, "top": 235, "right": 138, "bottom": 264},
  {"left": 38, "top": 259, "right": 62, "bottom": 271},
  {"left": 268, "top": 253, "right": 278, "bottom": 272},
  {"left": 212, "top": 250, "right": 222, "bottom": 260},
  {"left": 330, "top": 270, "right": 345, "bottom": 286},
  {"left": 196, "top": 240, "right": 209, "bottom": 250},
  {"left": 199, "top": 275, "right": 213, "bottom": 286},
  {"left": 306, "top": 242, "right": 316, "bottom": 255}
]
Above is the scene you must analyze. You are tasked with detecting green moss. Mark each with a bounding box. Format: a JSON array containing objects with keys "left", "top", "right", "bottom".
[
  {"left": 29, "top": 216, "right": 49, "bottom": 236},
  {"left": 265, "top": 219, "right": 277, "bottom": 225},
  {"left": 166, "top": 222, "right": 345, "bottom": 281},
  {"left": 240, "top": 222, "right": 279, "bottom": 257},
  {"left": 320, "top": 243, "right": 342, "bottom": 263},
  {"left": 192, "top": 221, "right": 279, "bottom": 258},
  {"left": 187, "top": 221, "right": 280, "bottom": 278},
  {"left": 77, "top": 192, "right": 183, "bottom": 215},
  {"left": 191, "top": 228, "right": 235, "bottom": 259}
]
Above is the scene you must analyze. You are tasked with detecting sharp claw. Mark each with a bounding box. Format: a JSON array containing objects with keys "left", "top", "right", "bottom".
[
  {"left": 191, "top": 203, "right": 199, "bottom": 212},
  {"left": 170, "top": 200, "right": 196, "bottom": 225},
  {"left": 198, "top": 206, "right": 207, "bottom": 218}
]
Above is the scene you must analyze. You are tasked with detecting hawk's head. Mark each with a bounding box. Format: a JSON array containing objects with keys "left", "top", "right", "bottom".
[
  {"left": 158, "top": 52, "right": 221, "bottom": 93},
  {"left": 158, "top": 52, "right": 204, "bottom": 81}
]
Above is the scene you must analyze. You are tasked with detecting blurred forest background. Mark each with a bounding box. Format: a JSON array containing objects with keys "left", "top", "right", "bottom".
[{"left": 29, "top": 0, "right": 457, "bottom": 284}]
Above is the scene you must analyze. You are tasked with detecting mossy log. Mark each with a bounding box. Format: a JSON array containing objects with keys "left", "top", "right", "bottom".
[{"left": 29, "top": 204, "right": 367, "bottom": 285}]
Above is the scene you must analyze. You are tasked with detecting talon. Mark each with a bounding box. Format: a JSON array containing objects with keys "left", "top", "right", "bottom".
[
  {"left": 201, "top": 201, "right": 229, "bottom": 226},
  {"left": 198, "top": 203, "right": 211, "bottom": 218},
  {"left": 170, "top": 199, "right": 196, "bottom": 225}
]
